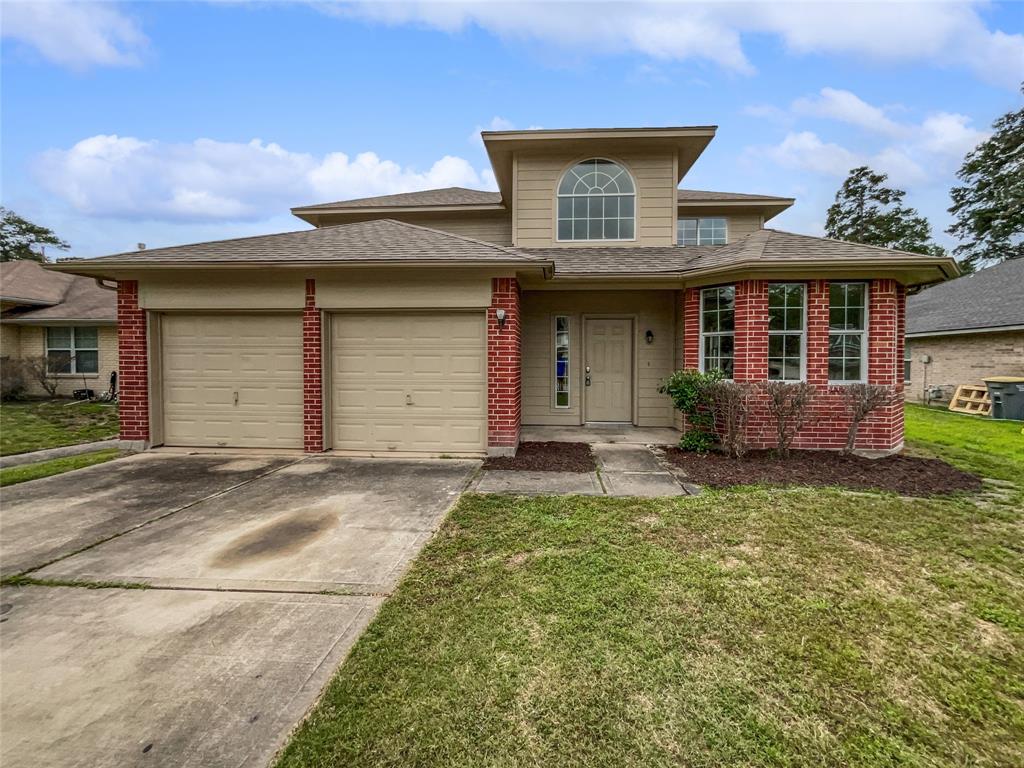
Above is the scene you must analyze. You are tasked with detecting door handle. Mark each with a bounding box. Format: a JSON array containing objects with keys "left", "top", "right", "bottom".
[
  {"left": 405, "top": 393, "right": 413, "bottom": 405},
  {"left": 585, "top": 375, "right": 592, "bottom": 387},
  {"left": 233, "top": 391, "right": 239, "bottom": 406}
]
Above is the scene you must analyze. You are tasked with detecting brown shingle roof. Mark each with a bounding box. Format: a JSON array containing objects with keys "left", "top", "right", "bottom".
[
  {"left": 293, "top": 187, "right": 503, "bottom": 212},
  {"left": 907, "top": 258, "right": 1024, "bottom": 335},
  {"left": 57, "top": 219, "right": 545, "bottom": 266},
  {"left": 676, "top": 189, "right": 793, "bottom": 203},
  {"left": 0, "top": 260, "right": 115, "bottom": 322}
]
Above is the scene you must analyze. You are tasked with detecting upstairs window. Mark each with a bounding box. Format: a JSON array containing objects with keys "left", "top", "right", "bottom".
[
  {"left": 678, "top": 217, "right": 727, "bottom": 245},
  {"left": 767, "top": 284, "right": 806, "bottom": 381},
  {"left": 46, "top": 327, "right": 99, "bottom": 374},
  {"left": 700, "top": 286, "right": 735, "bottom": 378},
  {"left": 557, "top": 159, "right": 635, "bottom": 241}
]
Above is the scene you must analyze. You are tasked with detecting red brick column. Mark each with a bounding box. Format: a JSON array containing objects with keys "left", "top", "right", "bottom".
[
  {"left": 303, "top": 278, "right": 324, "bottom": 453},
  {"left": 733, "top": 280, "right": 768, "bottom": 382},
  {"left": 805, "top": 279, "right": 830, "bottom": 387},
  {"left": 117, "top": 280, "right": 149, "bottom": 443},
  {"left": 682, "top": 287, "right": 700, "bottom": 369},
  {"left": 487, "top": 277, "right": 521, "bottom": 454}
]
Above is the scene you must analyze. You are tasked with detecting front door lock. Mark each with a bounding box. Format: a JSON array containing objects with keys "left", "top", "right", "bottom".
[{"left": 585, "top": 366, "right": 592, "bottom": 387}]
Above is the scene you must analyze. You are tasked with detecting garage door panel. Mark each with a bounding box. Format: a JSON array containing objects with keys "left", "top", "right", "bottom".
[
  {"left": 162, "top": 314, "right": 302, "bottom": 449},
  {"left": 331, "top": 312, "right": 486, "bottom": 453}
]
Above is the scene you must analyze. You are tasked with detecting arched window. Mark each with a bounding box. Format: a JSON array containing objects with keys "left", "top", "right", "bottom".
[{"left": 557, "top": 159, "right": 636, "bottom": 241}]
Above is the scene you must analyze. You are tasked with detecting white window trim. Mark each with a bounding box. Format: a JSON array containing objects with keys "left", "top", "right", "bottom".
[
  {"left": 827, "top": 282, "right": 870, "bottom": 385},
  {"left": 678, "top": 217, "right": 729, "bottom": 246},
  {"left": 46, "top": 326, "right": 100, "bottom": 375},
  {"left": 555, "top": 157, "right": 638, "bottom": 243},
  {"left": 698, "top": 286, "right": 735, "bottom": 379},
  {"left": 553, "top": 315, "right": 571, "bottom": 409},
  {"left": 767, "top": 283, "right": 808, "bottom": 383}
]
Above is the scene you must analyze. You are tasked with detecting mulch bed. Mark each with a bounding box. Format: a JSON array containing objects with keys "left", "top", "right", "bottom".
[
  {"left": 483, "top": 441, "right": 596, "bottom": 472},
  {"left": 662, "top": 448, "right": 983, "bottom": 496}
]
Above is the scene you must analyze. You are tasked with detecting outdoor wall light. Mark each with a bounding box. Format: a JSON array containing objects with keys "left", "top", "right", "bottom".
[
  {"left": 495, "top": 308, "right": 507, "bottom": 329},
  {"left": 645, "top": 330, "right": 654, "bottom": 344}
]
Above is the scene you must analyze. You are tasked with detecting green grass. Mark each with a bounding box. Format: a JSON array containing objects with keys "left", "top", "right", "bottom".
[
  {"left": 0, "top": 448, "right": 123, "bottom": 487},
  {"left": 904, "top": 403, "right": 1023, "bottom": 483},
  {"left": 276, "top": 405, "right": 1023, "bottom": 768},
  {"left": 0, "top": 400, "right": 119, "bottom": 456}
]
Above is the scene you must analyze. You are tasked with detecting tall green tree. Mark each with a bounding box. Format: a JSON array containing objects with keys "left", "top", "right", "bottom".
[
  {"left": 0, "top": 208, "right": 70, "bottom": 262},
  {"left": 947, "top": 88, "right": 1023, "bottom": 269},
  {"left": 825, "top": 166, "right": 944, "bottom": 256}
]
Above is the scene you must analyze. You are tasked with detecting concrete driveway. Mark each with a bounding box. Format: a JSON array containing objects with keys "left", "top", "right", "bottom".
[{"left": 0, "top": 452, "right": 477, "bottom": 768}]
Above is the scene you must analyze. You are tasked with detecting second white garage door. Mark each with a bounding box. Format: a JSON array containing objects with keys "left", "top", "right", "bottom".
[
  {"left": 161, "top": 314, "right": 303, "bottom": 448},
  {"left": 331, "top": 312, "right": 486, "bottom": 453}
]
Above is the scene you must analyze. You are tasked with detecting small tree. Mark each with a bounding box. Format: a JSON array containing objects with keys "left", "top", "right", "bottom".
[
  {"left": 762, "top": 381, "right": 817, "bottom": 458},
  {"left": 0, "top": 358, "right": 29, "bottom": 400},
  {"left": 22, "top": 355, "right": 61, "bottom": 398},
  {"left": 659, "top": 369, "right": 723, "bottom": 452},
  {"left": 841, "top": 384, "right": 892, "bottom": 454},
  {"left": 0, "top": 208, "right": 70, "bottom": 262},
  {"left": 707, "top": 380, "right": 753, "bottom": 458}
]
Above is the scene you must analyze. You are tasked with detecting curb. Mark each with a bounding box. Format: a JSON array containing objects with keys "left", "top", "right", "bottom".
[{"left": 0, "top": 440, "right": 137, "bottom": 468}]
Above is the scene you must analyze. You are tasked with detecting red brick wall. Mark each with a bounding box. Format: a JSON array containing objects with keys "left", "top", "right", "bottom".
[
  {"left": 303, "top": 278, "right": 324, "bottom": 453},
  {"left": 681, "top": 278, "right": 906, "bottom": 451},
  {"left": 488, "top": 277, "right": 521, "bottom": 452},
  {"left": 117, "top": 280, "right": 149, "bottom": 442}
]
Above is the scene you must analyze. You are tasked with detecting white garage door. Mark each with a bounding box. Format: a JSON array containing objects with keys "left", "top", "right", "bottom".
[
  {"left": 161, "top": 314, "right": 303, "bottom": 448},
  {"left": 331, "top": 312, "right": 486, "bottom": 453}
]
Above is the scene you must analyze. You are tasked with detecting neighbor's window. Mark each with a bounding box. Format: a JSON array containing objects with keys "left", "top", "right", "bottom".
[
  {"left": 678, "top": 217, "right": 727, "bottom": 245},
  {"left": 557, "top": 159, "right": 636, "bottom": 241},
  {"left": 904, "top": 345, "right": 913, "bottom": 384},
  {"left": 767, "top": 284, "right": 806, "bottom": 381},
  {"left": 828, "top": 282, "right": 868, "bottom": 383},
  {"left": 700, "top": 286, "right": 735, "bottom": 377},
  {"left": 554, "top": 316, "right": 570, "bottom": 408},
  {"left": 46, "top": 327, "right": 99, "bottom": 374}
]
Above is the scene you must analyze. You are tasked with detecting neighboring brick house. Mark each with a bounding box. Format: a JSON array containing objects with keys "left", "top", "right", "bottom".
[
  {"left": 52, "top": 126, "right": 957, "bottom": 455},
  {"left": 905, "top": 258, "right": 1024, "bottom": 404},
  {"left": 1, "top": 260, "right": 118, "bottom": 397}
]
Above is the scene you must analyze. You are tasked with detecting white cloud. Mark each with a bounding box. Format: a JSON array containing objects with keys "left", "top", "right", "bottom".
[
  {"left": 35, "top": 135, "right": 495, "bottom": 222},
  {"left": 756, "top": 131, "right": 863, "bottom": 176},
  {"left": 1, "top": 0, "right": 147, "bottom": 69},
  {"left": 918, "top": 112, "right": 989, "bottom": 158},
  {"left": 792, "top": 88, "right": 905, "bottom": 137},
  {"left": 337, "top": 1, "right": 1024, "bottom": 88}
]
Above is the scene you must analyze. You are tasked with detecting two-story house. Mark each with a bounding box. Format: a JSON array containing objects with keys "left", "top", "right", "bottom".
[{"left": 53, "top": 126, "right": 956, "bottom": 455}]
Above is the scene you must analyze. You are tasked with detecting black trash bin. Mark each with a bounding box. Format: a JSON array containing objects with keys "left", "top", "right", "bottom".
[{"left": 983, "top": 377, "right": 1024, "bottom": 421}]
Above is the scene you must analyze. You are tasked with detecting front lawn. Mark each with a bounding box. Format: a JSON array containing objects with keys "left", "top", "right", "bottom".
[
  {"left": 277, "top": 405, "right": 1022, "bottom": 768},
  {"left": 0, "top": 400, "right": 119, "bottom": 456},
  {"left": 0, "top": 448, "right": 124, "bottom": 487}
]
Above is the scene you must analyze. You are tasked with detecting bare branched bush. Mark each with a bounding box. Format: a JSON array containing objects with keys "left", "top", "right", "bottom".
[
  {"left": 0, "top": 358, "right": 28, "bottom": 400},
  {"left": 22, "top": 355, "right": 61, "bottom": 398},
  {"left": 707, "top": 381, "right": 754, "bottom": 458},
  {"left": 762, "top": 381, "right": 817, "bottom": 458},
  {"left": 841, "top": 384, "right": 892, "bottom": 454}
]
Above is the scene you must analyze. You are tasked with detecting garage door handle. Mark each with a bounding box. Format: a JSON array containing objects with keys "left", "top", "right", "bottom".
[
  {"left": 405, "top": 393, "right": 413, "bottom": 405},
  {"left": 233, "top": 391, "right": 239, "bottom": 406}
]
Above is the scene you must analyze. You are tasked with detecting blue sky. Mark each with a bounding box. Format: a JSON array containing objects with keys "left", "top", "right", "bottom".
[{"left": 2, "top": 1, "right": 1021, "bottom": 258}]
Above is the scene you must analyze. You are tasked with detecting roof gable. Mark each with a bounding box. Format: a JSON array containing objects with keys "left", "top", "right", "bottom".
[{"left": 1, "top": 260, "right": 115, "bottom": 322}]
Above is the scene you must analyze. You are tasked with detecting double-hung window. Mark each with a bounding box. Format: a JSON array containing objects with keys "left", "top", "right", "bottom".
[
  {"left": 767, "top": 284, "right": 806, "bottom": 381},
  {"left": 554, "top": 316, "right": 570, "bottom": 408},
  {"left": 828, "top": 282, "right": 868, "bottom": 383},
  {"left": 46, "top": 327, "right": 99, "bottom": 374},
  {"left": 700, "top": 286, "right": 735, "bottom": 377},
  {"left": 678, "top": 217, "right": 727, "bottom": 245}
]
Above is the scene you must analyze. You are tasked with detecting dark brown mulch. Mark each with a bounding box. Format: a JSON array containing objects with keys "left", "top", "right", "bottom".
[
  {"left": 662, "top": 448, "right": 983, "bottom": 496},
  {"left": 483, "top": 442, "right": 596, "bottom": 472}
]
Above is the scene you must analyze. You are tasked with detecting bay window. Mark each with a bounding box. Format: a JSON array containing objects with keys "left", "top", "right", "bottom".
[
  {"left": 767, "top": 284, "right": 806, "bottom": 381},
  {"left": 700, "top": 286, "right": 735, "bottom": 377},
  {"left": 828, "top": 282, "right": 868, "bottom": 383}
]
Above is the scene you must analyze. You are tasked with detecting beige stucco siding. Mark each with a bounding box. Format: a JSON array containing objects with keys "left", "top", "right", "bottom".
[
  {"left": 315, "top": 270, "right": 493, "bottom": 309},
  {"left": 139, "top": 273, "right": 306, "bottom": 310},
  {"left": 521, "top": 290, "right": 676, "bottom": 426},
  {"left": 315, "top": 211, "right": 513, "bottom": 246},
  {"left": 8, "top": 324, "right": 118, "bottom": 397},
  {"left": 514, "top": 151, "right": 678, "bottom": 247},
  {"left": 905, "top": 330, "right": 1024, "bottom": 403}
]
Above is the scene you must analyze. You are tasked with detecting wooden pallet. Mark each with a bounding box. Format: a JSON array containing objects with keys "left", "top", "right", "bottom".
[{"left": 948, "top": 384, "right": 991, "bottom": 416}]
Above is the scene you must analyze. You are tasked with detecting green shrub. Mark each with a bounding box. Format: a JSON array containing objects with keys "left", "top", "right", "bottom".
[{"left": 659, "top": 369, "right": 723, "bottom": 452}]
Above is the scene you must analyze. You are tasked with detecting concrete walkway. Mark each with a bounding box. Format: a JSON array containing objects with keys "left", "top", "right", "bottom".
[
  {"left": 472, "top": 443, "right": 698, "bottom": 497},
  {"left": 0, "top": 438, "right": 141, "bottom": 468}
]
